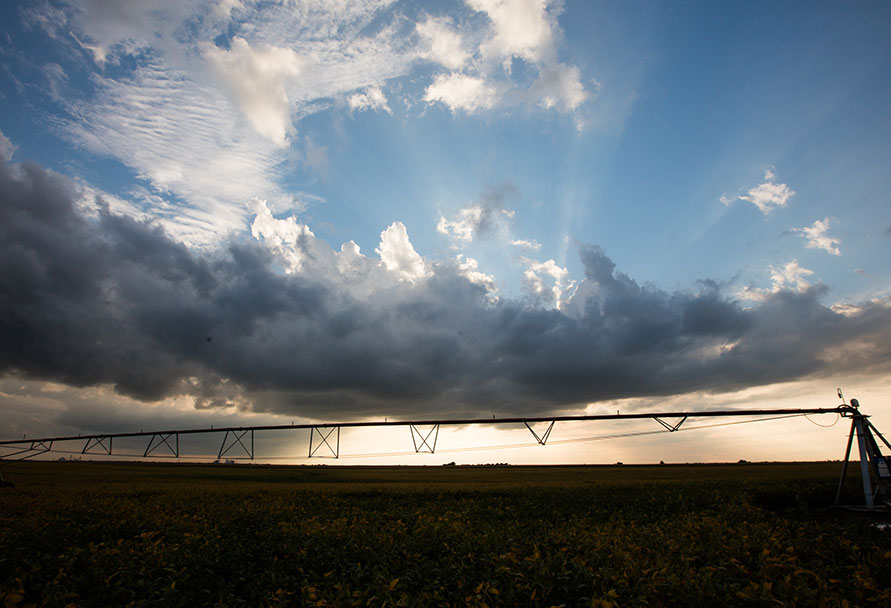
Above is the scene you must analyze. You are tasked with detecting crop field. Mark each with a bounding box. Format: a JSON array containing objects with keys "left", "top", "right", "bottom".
[{"left": 1, "top": 461, "right": 890, "bottom": 607}]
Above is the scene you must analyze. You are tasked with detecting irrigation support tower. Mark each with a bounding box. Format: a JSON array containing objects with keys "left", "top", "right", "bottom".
[{"left": 835, "top": 399, "right": 891, "bottom": 510}]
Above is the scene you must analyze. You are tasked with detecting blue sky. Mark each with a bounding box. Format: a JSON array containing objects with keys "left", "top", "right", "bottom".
[{"left": 1, "top": 0, "right": 890, "bottom": 463}]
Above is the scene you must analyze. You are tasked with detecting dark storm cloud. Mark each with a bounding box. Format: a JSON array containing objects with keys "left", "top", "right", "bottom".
[{"left": 3, "top": 157, "right": 891, "bottom": 422}]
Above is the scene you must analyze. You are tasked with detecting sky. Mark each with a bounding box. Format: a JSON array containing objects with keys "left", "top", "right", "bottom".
[{"left": 1, "top": 0, "right": 890, "bottom": 465}]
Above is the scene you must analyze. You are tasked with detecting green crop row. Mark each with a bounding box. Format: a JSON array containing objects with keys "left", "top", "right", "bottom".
[{"left": 1, "top": 462, "right": 889, "bottom": 607}]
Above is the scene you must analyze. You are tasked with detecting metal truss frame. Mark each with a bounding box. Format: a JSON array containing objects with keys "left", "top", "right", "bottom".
[
  {"left": 4, "top": 402, "right": 883, "bottom": 508},
  {"left": 308, "top": 426, "right": 340, "bottom": 458},
  {"left": 218, "top": 429, "right": 254, "bottom": 460},
  {"left": 83, "top": 436, "right": 112, "bottom": 455},
  {"left": 410, "top": 424, "right": 440, "bottom": 453},
  {"left": 524, "top": 420, "right": 555, "bottom": 445},
  {"left": 144, "top": 433, "right": 179, "bottom": 458},
  {"left": 2, "top": 440, "right": 54, "bottom": 461},
  {"left": 653, "top": 416, "right": 688, "bottom": 432}
]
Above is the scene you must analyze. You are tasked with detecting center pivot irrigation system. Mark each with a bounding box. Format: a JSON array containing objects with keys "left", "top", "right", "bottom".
[{"left": 1, "top": 392, "right": 889, "bottom": 510}]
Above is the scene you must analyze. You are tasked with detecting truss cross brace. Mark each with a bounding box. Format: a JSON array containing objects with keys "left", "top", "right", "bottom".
[
  {"left": 218, "top": 429, "right": 254, "bottom": 460},
  {"left": 653, "top": 416, "right": 688, "bottom": 432},
  {"left": 1, "top": 440, "right": 53, "bottom": 461},
  {"left": 309, "top": 426, "right": 340, "bottom": 458},
  {"left": 524, "top": 420, "right": 555, "bottom": 445},
  {"left": 144, "top": 433, "right": 179, "bottom": 458},
  {"left": 83, "top": 436, "right": 112, "bottom": 455},
  {"left": 410, "top": 424, "right": 440, "bottom": 453},
  {"left": 868, "top": 418, "right": 891, "bottom": 453}
]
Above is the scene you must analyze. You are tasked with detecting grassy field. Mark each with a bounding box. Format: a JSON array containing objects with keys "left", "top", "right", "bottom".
[{"left": 1, "top": 461, "right": 889, "bottom": 607}]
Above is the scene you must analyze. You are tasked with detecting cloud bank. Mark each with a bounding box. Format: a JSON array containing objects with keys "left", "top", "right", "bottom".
[{"left": 3, "top": 156, "right": 891, "bottom": 422}]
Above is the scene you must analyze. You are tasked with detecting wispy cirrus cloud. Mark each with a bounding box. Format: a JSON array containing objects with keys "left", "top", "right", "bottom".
[
  {"left": 63, "top": 58, "right": 291, "bottom": 245},
  {"left": 25, "top": 1, "right": 592, "bottom": 246}
]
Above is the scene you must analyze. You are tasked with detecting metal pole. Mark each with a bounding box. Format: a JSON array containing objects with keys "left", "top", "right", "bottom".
[
  {"left": 0, "top": 406, "right": 854, "bottom": 447},
  {"left": 854, "top": 416, "right": 875, "bottom": 510},
  {"left": 836, "top": 418, "right": 857, "bottom": 505},
  {"left": 866, "top": 419, "right": 891, "bottom": 452},
  {"left": 219, "top": 431, "right": 229, "bottom": 459},
  {"left": 863, "top": 423, "right": 889, "bottom": 502}
]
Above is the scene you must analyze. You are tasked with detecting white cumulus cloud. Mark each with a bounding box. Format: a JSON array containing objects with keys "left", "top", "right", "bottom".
[
  {"left": 250, "top": 199, "right": 317, "bottom": 273},
  {"left": 424, "top": 72, "right": 500, "bottom": 113},
  {"left": 466, "top": 0, "right": 588, "bottom": 113},
  {"left": 347, "top": 86, "right": 392, "bottom": 114},
  {"left": 769, "top": 260, "right": 814, "bottom": 292},
  {"left": 376, "top": 221, "right": 429, "bottom": 283},
  {"left": 739, "top": 260, "right": 815, "bottom": 301},
  {"left": 469, "top": 0, "right": 557, "bottom": 67},
  {"left": 738, "top": 168, "right": 795, "bottom": 215},
  {"left": 437, "top": 208, "right": 481, "bottom": 243},
  {"left": 205, "top": 37, "right": 307, "bottom": 147},
  {"left": 336, "top": 240, "right": 367, "bottom": 280},
  {"left": 522, "top": 257, "right": 574, "bottom": 308},
  {"left": 0, "top": 130, "right": 16, "bottom": 161},
  {"left": 417, "top": 16, "right": 470, "bottom": 70},
  {"left": 456, "top": 255, "right": 497, "bottom": 294},
  {"left": 793, "top": 218, "right": 841, "bottom": 256},
  {"left": 530, "top": 63, "right": 587, "bottom": 111},
  {"left": 510, "top": 238, "right": 541, "bottom": 250}
]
